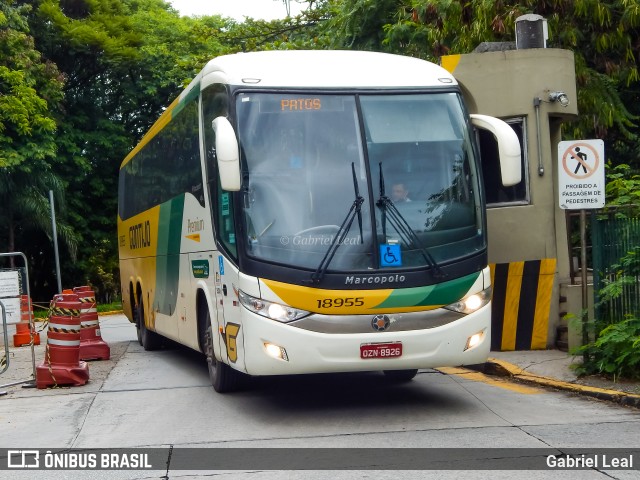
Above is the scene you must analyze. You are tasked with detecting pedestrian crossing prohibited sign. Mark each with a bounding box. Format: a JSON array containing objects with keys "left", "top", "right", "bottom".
[{"left": 558, "top": 139, "right": 605, "bottom": 209}]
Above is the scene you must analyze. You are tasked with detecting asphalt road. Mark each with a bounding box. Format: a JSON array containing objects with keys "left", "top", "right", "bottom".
[{"left": 1, "top": 314, "right": 639, "bottom": 479}]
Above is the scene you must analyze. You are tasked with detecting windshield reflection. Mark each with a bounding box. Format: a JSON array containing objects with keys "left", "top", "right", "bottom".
[
  {"left": 238, "top": 94, "right": 373, "bottom": 271},
  {"left": 236, "top": 92, "right": 484, "bottom": 273}
]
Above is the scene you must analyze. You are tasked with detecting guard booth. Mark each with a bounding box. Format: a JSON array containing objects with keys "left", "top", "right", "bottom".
[{"left": 441, "top": 15, "right": 581, "bottom": 351}]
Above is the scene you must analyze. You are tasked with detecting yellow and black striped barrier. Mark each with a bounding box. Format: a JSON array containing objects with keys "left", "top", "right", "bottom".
[{"left": 490, "top": 258, "right": 556, "bottom": 351}]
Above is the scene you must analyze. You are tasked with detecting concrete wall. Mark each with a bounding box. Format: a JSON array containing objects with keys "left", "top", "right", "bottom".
[
  {"left": 442, "top": 48, "right": 579, "bottom": 349},
  {"left": 562, "top": 282, "right": 595, "bottom": 351}
]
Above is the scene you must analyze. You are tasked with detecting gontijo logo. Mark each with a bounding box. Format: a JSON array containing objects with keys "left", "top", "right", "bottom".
[{"left": 129, "top": 220, "right": 151, "bottom": 249}]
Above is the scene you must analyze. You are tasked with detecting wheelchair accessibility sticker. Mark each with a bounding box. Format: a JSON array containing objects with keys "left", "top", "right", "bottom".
[{"left": 380, "top": 244, "right": 402, "bottom": 267}]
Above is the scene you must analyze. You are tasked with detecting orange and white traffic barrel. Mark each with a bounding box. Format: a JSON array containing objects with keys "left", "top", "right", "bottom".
[
  {"left": 13, "top": 295, "right": 40, "bottom": 347},
  {"left": 35, "top": 293, "right": 90, "bottom": 389},
  {"left": 73, "top": 286, "right": 110, "bottom": 360}
]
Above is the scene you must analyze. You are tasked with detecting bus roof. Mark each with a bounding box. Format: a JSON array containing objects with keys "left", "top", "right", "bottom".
[
  {"left": 121, "top": 51, "right": 457, "bottom": 169},
  {"left": 198, "top": 50, "right": 457, "bottom": 89}
]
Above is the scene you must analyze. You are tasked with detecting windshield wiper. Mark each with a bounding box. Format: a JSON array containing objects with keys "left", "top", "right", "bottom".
[
  {"left": 376, "top": 163, "right": 444, "bottom": 277},
  {"left": 310, "top": 163, "right": 364, "bottom": 284}
]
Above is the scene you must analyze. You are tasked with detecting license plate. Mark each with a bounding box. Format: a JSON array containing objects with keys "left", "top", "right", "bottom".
[{"left": 360, "top": 342, "right": 402, "bottom": 359}]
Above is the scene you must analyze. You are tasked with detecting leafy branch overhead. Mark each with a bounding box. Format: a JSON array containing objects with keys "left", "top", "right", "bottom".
[
  {"left": 331, "top": 0, "right": 640, "bottom": 145},
  {"left": 1, "top": 0, "right": 639, "bottom": 304},
  {"left": 0, "top": 3, "right": 62, "bottom": 168}
]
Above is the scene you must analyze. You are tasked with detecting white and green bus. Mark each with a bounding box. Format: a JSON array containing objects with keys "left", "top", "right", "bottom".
[{"left": 118, "top": 50, "right": 521, "bottom": 392}]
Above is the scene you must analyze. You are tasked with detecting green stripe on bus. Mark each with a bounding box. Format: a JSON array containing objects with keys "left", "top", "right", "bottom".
[
  {"left": 172, "top": 83, "right": 200, "bottom": 118},
  {"left": 155, "top": 195, "right": 185, "bottom": 315},
  {"left": 373, "top": 272, "right": 479, "bottom": 309}
]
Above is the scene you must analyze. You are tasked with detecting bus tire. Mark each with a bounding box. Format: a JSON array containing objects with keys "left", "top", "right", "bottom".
[
  {"left": 383, "top": 369, "right": 418, "bottom": 382},
  {"left": 133, "top": 307, "right": 143, "bottom": 346},
  {"left": 205, "top": 323, "right": 241, "bottom": 393},
  {"left": 137, "top": 300, "right": 162, "bottom": 351}
]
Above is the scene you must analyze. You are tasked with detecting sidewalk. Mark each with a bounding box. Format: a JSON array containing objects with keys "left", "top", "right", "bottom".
[
  {"left": 2, "top": 317, "right": 640, "bottom": 408},
  {"left": 484, "top": 349, "right": 640, "bottom": 408},
  {"left": 0, "top": 313, "right": 135, "bottom": 397}
]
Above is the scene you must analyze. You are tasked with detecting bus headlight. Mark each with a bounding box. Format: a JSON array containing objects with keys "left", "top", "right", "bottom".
[
  {"left": 444, "top": 287, "right": 492, "bottom": 315},
  {"left": 238, "top": 290, "right": 310, "bottom": 323}
]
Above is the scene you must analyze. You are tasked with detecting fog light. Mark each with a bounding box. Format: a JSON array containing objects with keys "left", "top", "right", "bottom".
[
  {"left": 465, "top": 331, "right": 484, "bottom": 351},
  {"left": 264, "top": 342, "right": 289, "bottom": 361}
]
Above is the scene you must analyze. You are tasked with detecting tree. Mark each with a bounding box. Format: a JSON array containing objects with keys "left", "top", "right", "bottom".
[
  {"left": 0, "top": 1, "right": 77, "bottom": 278},
  {"left": 327, "top": 0, "right": 640, "bottom": 169},
  {"left": 0, "top": 1, "right": 61, "bottom": 169},
  {"left": 18, "top": 0, "right": 232, "bottom": 300},
  {"left": 219, "top": 0, "right": 333, "bottom": 52}
]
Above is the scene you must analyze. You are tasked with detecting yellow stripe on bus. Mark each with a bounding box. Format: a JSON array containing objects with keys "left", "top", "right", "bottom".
[
  {"left": 262, "top": 279, "right": 395, "bottom": 315},
  {"left": 117, "top": 208, "right": 161, "bottom": 329},
  {"left": 120, "top": 96, "right": 181, "bottom": 168}
]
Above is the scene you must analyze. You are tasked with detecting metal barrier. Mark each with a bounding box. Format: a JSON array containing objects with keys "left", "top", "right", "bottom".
[
  {"left": 1, "top": 301, "right": 8, "bottom": 376},
  {"left": 0, "top": 252, "right": 37, "bottom": 393},
  {"left": 592, "top": 209, "right": 640, "bottom": 324}
]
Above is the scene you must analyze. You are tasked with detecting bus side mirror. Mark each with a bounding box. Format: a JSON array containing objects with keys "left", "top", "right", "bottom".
[
  {"left": 470, "top": 114, "right": 522, "bottom": 187},
  {"left": 212, "top": 116, "right": 241, "bottom": 191}
]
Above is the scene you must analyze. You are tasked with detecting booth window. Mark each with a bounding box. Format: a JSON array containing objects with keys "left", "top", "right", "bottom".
[{"left": 478, "top": 117, "right": 529, "bottom": 207}]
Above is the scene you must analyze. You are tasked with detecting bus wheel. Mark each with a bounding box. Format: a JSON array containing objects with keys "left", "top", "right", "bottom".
[
  {"left": 383, "top": 369, "right": 418, "bottom": 382},
  {"left": 133, "top": 302, "right": 143, "bottom": 346},
  {"left": 204, "top": 323, "right": 241, "bottom": 393},
  {"left": 137, "top": 300, "right": 162, "bottom": 351}
]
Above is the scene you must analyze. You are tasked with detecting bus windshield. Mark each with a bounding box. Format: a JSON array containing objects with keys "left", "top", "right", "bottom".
[{"left": 236, "top": 92, "right": 484, "bottom": 273}]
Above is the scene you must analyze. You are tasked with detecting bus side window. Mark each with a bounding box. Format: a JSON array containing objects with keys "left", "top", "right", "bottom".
[{"left": 202, "top": 84, "right": 237, "bottom": 258}]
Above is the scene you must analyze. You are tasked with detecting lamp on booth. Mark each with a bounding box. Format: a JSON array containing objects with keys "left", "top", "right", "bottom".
[{"left": 549, "top": 91, "right": 570, "bottom": 107}]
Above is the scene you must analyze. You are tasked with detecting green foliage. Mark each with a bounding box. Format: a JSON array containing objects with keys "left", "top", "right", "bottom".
[
  {"left": 567, "top": 55, "right": 639, "bottom": 142},
  {"left": 221, "top": 0, "right": 333, "bottom": 52},
  {"left": 573, "top": 246, "right": 640, "bottom": 380},
  {"left": 604, "top": 163, "right": 640, "bottom": 214},
  {"left": 325, "top": 0, "right": 399, "bottom": 51},
  {"left": 18, "top": 0, "right": 232, "bottom": 299},
  {"left": 96, "top": 300, "right": 122, "bottom": 313},
  {"left": 0, "top": 0, "right": 75, "bottom": 270},
  {"left": 3, "top": 0, "right": 640, "bottom": 307},
  {"left": 329, "top": 0, "right": 640, "bottom": 168},
  {"left": 574, "top": 316, "right": 640, "bottom": 380},
  {"left": 80, "top": 238, "right": 120, "bottom": 303},
  {"left": 0, "top": 166, "right": 78, "bottom": 255},
  {"left": 33, "top": 299, "right": 122, "bottom": 317},
  {"left": 0, "top": 1, "right": 62, "bottom": 168}
]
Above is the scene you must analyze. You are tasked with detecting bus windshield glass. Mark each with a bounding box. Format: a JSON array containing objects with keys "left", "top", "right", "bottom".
[{"left": 236, "top": 92, "right": 484, "bottom": 273}]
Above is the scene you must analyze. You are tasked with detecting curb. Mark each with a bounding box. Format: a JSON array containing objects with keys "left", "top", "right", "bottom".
[
  {"left": 98, "top": 310, "right": 124, "bottom": 316},
  {"left": 484, "top": 358, "right": 640, "bottom": 409}
]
